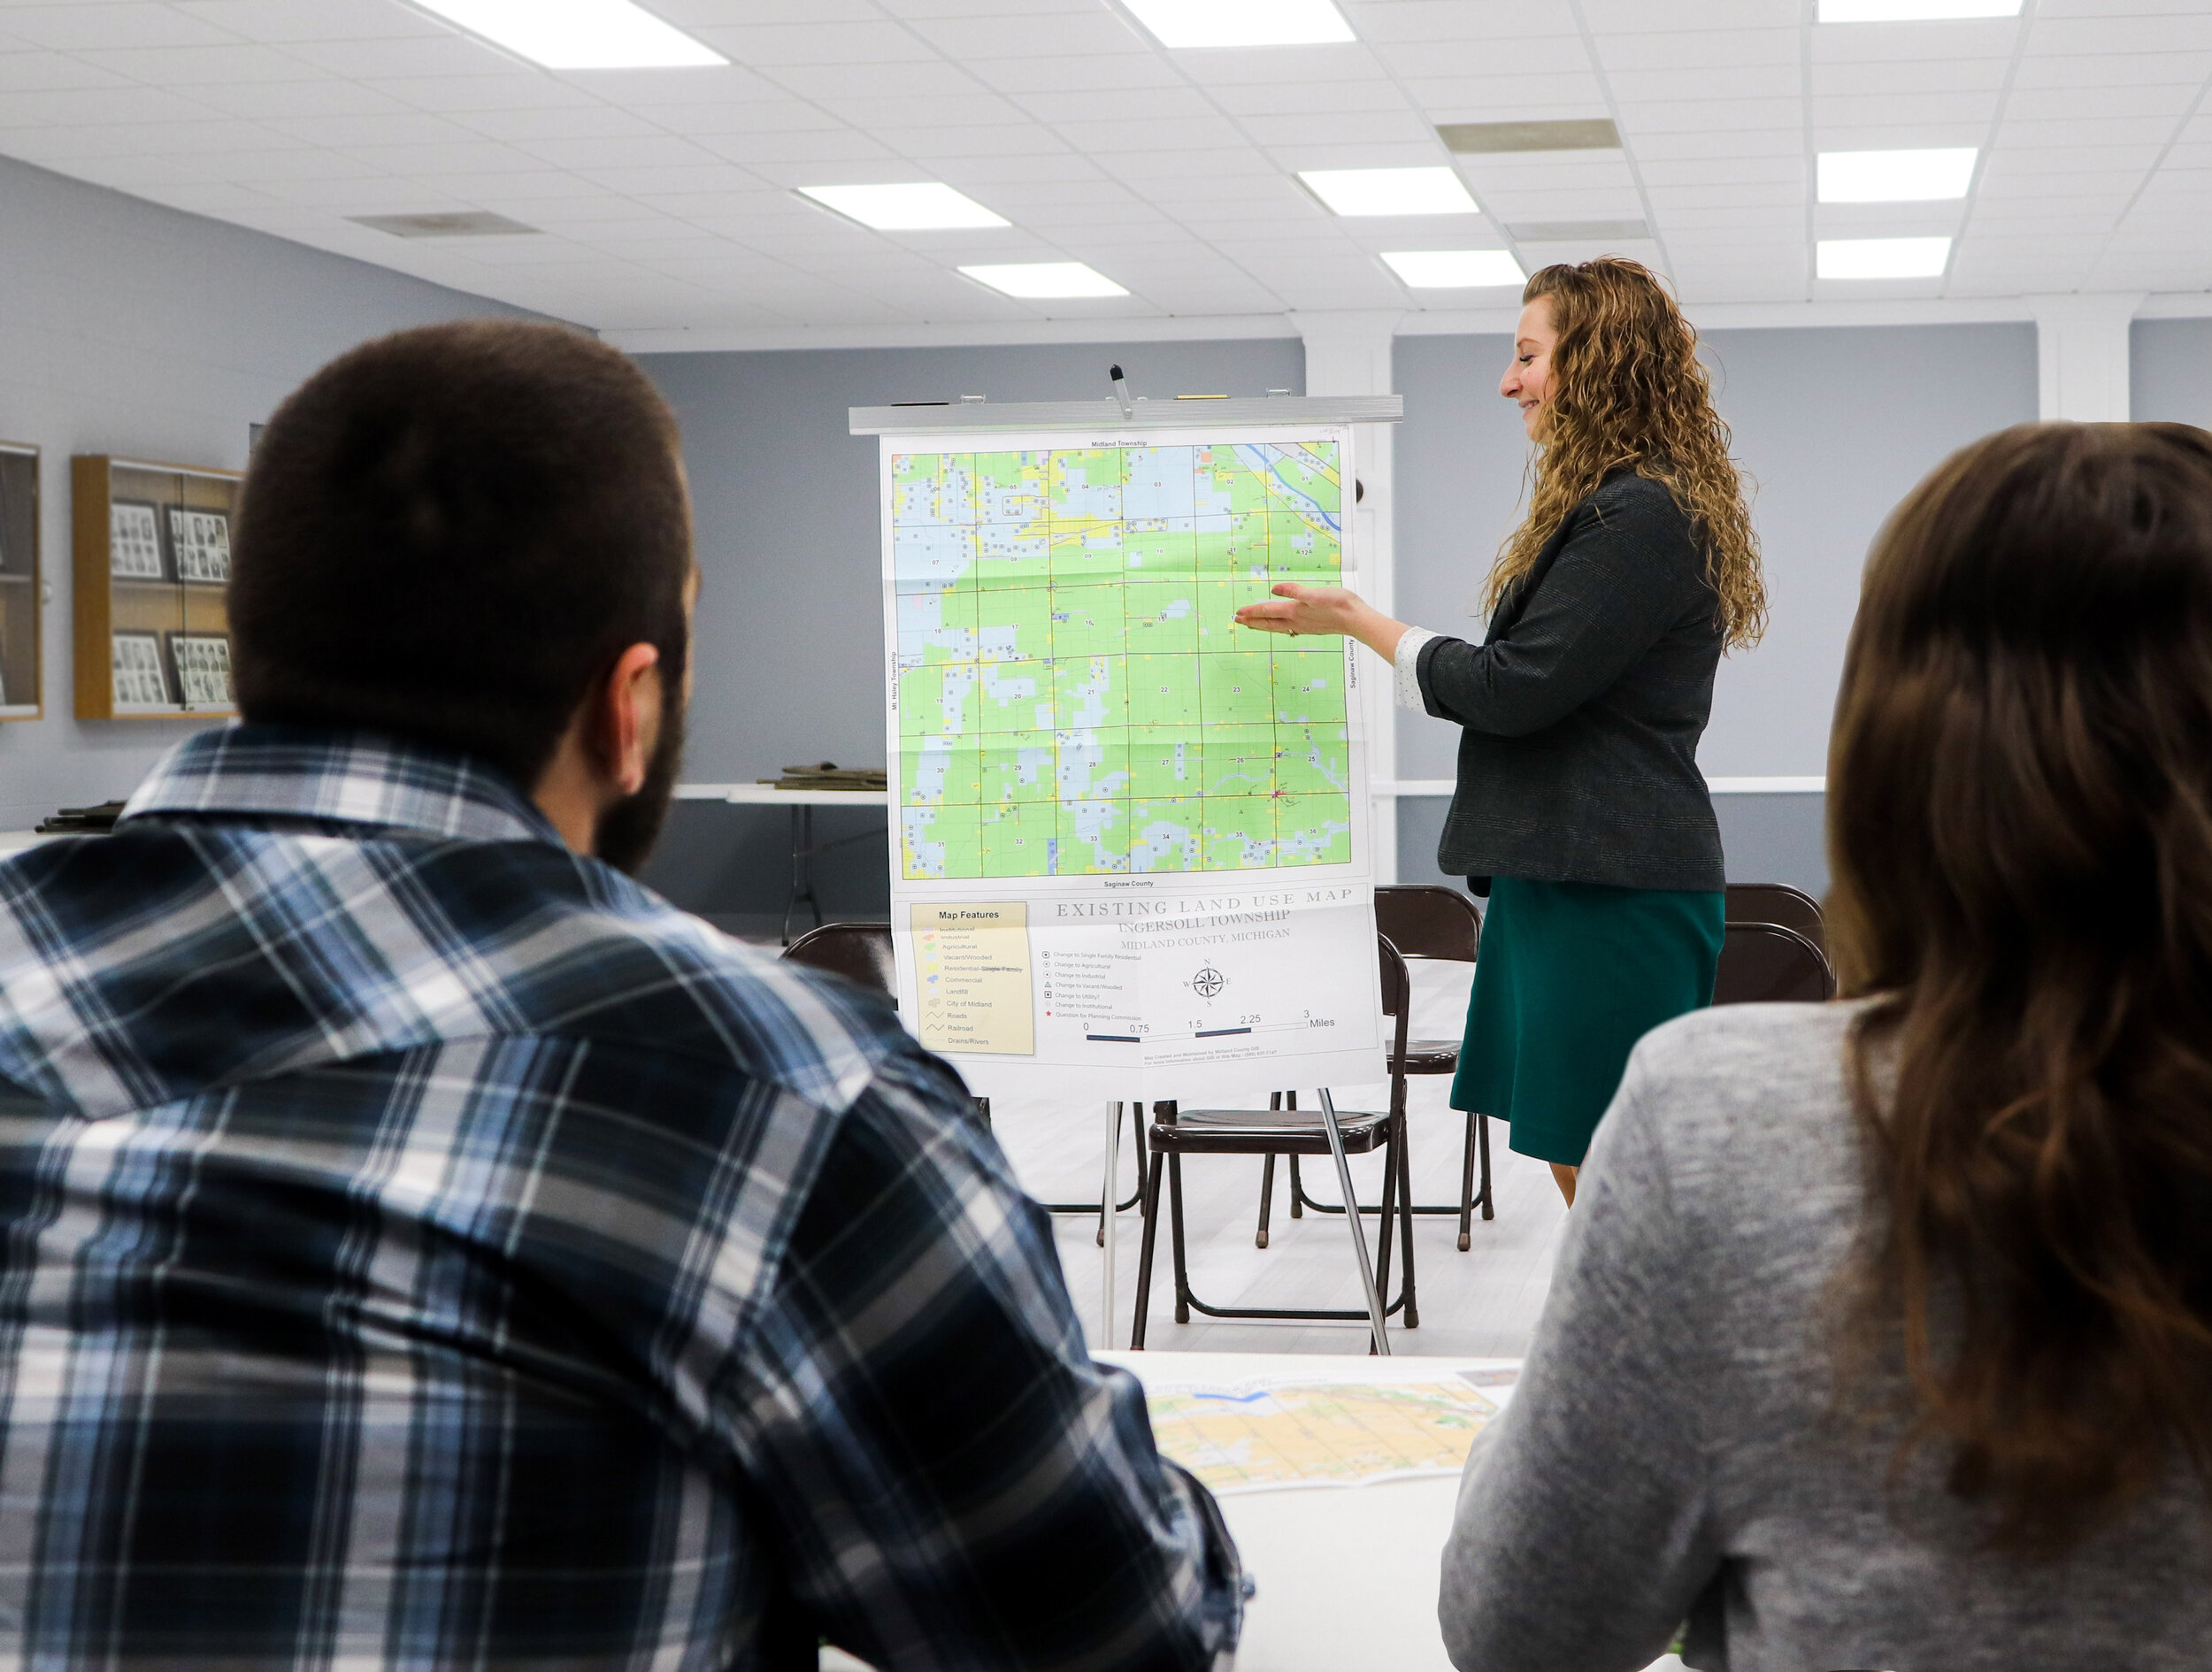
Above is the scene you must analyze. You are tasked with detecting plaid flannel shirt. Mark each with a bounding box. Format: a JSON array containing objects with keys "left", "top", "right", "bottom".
[{"left": 0, "top": 726, "right": 1240, "bottom": 1672}]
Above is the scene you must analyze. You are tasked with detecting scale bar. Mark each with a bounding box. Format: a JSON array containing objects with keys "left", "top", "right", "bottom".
[
  {"left": 1087, "top": 1033, "right": 1141, "bottom": 1043},
  {"left": 1194, "top": 1027, "right": 1253, "bottom": 1039}
]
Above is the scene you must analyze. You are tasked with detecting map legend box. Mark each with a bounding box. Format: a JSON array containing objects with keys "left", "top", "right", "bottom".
[{"left": 910, "top": 901, "right": 1035, "bottom": 1056}]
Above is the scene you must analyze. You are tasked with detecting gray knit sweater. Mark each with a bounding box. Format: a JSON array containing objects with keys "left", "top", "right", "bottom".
[{"left": 1440, "top": 1001, "right": 2212, "bottom": 1672}]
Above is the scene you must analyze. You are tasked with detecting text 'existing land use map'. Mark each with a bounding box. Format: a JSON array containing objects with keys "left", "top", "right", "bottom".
[{"left": 893, "top": 441, "right": 1355, "bottom": 881}]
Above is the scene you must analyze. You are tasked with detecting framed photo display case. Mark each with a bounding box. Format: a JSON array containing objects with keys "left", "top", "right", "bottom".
[
  {"left": 73, "top": 455, "right": 241, "bottom": 717},
  {"left": 0, "top": 444, "right": 38, "bottom": 720}
]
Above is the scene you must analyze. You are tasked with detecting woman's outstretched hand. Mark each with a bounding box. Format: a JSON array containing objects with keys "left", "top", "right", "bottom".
[
  {"left": 1234, "top": 582, "right": 1363, "bottom": 637},
  {"left": 1235, "top": 583, "right": 1411, "bottom": 662}
]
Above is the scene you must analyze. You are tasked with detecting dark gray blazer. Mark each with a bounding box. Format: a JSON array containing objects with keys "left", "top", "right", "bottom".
[{"left": 1415, "top": 472, "right": 1725, "bottom": 893}]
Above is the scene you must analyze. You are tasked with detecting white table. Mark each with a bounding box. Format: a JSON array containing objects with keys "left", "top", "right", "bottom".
[
  {"left": 826, "top": 1349, "right": 1681, "bottom": 1672},
  {"left": 1102, "top": 1350, "right": 1496, "bottom": 1672},
  {"left": 0, "top": 830, "right": 55, "bottom": 859},
  {"left": 676, "top": 783, "right": 891, "bottom": 945}
]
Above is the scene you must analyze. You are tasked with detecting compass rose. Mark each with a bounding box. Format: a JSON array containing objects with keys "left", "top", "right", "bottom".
[{"left": 1191, "top": 966, "right": 1226, "bottom": 1000}]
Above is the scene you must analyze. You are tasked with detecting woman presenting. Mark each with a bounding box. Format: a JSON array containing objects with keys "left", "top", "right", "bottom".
[{"left": 1236, "top": 257, "right": 1765, "bottom": 1205}]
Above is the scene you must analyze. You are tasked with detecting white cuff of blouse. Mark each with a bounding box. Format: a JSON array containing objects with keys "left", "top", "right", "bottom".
[{"left": 1393, "top": 625, "right": 1439, "bottom": 711}]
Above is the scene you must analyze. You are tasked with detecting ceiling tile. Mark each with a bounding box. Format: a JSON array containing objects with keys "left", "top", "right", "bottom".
[
  {"left": 965, "top": 52, "right": 1187, "bottom": 93},
  {"left": 0, "top": 4, "right": 236, "bottom": 51},
  {"left": 1348, "top": 0, "right": 1584, "bottom": 41},
  {"left": 691, "top": 20, "right": 942, "bottom": 66},
  {"left": 904, "top": 12, "right": 1149, "bottom": 58},
  {"left": 1372, "top": 36, "right": 1590, "bottom": 78},
  {"left": 173, "top": 0, "right": 443, "bottom": 42},
  {"left": 1238, "top": 111, "right": 1434, "bottom": 148}
]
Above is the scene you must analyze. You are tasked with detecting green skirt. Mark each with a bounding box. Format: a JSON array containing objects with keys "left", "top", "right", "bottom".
[{"left": 1450, "top": 876, "right": 1724, "bottom": 1167}]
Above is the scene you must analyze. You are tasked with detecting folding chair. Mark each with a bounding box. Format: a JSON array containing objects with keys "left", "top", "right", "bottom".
[
  {"left": 1724, "top": 882, "right": 1826, "bottom": 955},
  {"left": 1713, "top": 921, "right": 1836, "bottom": 1004},
  {"left": 1265, "top": 886, "right": 1494, "bottom": 1253},
  {"left": 1131, "top": 935, "right": 1414, "bottom": 1350}
]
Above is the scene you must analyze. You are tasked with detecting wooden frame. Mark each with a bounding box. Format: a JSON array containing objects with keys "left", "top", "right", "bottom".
[
  {"left": 0, "top": 442, "right": 40, "bottom": 721},
  {"left": 73, "top": 455, "right": 241, "bottom": 720}
]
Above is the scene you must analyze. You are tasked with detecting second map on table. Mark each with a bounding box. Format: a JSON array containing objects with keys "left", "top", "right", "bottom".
[
  {"left": 1143, "top": 1375, "right": 1501, "bottom": 1495},
  {"left": 892, "top": 440, "right": 1356, "bottom": 881}
]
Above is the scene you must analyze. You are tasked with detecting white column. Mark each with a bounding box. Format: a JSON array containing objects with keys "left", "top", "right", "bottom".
[
  {"left": 2032, "top": 293, "right": 2143, "bottom": 422},
  {"left": 1289, "top": 310, "right": 1402, "bottom": 884}
]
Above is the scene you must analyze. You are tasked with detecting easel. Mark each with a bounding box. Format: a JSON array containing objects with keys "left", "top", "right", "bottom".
[{"left": 852, "top": 381, "right": 1406, "bottom": 1357}]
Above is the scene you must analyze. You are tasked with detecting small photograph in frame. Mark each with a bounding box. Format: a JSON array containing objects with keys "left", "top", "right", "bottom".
[
  {"left": 165, "top": 631, "right": 233, "bottom": 709},
  {"left": 167, "top": 506, "right": 231, "bottom": 586},
  {"left": 111, "top": 631, "right": 170, "bottom": 707},
  {"left": 110, "top": 501, "right": 165, "bottom": 580}
]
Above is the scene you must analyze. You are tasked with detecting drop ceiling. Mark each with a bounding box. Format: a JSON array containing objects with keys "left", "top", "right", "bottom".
[{"left": 1, "top": 0, "right": 2207, "bottom": 342}]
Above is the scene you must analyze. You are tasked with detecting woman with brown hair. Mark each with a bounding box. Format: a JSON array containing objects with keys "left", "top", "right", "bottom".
[
  {"left": 1237, "top": 257, "right": 1764, "bottom": 1202},
  {"left": 1437, "top": 421, "right": 2212, "bottom": 1669}
]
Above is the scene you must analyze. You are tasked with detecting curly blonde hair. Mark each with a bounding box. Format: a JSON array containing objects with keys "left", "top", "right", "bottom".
[{"left": 1487, "top": 257, "right": 1766, "bottom": 650}]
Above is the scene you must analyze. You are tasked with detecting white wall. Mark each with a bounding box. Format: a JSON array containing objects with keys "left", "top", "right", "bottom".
[{"left": 0, "top": 153, "right": 537, "bottom": 831}]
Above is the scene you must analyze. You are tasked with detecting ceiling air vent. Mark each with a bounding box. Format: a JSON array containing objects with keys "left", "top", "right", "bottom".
[
  {"left": 1509, "top": 219, "right": 1651, "bottom": 242},
  {"left": 349, "top": 211, "right": 541, "bottom": 239},
  {"left": 1439, "top": 119, "right": 1621, "bottom": 154}
]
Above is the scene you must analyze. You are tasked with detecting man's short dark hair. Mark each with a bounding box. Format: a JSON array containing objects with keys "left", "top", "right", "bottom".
[{"left": 231, "top": 321, "right": 693, "bottom": 793}]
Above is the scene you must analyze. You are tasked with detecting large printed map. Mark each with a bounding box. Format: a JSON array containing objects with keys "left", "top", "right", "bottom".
[
  {"left": 1143, "top": 1376, "right": 1501, "bottom": 1495},
  {"left": 892, "top": 441, "right": 1355, "bottom": 880}
]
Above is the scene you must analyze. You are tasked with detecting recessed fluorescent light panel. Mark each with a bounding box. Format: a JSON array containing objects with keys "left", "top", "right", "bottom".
[
  {"left": 1817, "top": 236, "right": 1953, "bottom": 279},
  {"left": 1818, "top": 148, "right": 1978, "bottom": 201},
  {"left": 411, "top": 0, "right": 726, "bottom": 68},
  {"left": 1301, "top": 167, "right": 1479, "bottom": 217},
  {"left": 1818, "top": 0, "right": 2019, "bottom": 19},
  {"left": 961, "top": 263, "right": 1129, "bottom": 299},
  {"left": 1383, "top": 249, "right": 1525, "bottom": 289},
  {"left": 1122, "top": 0, "right": 1355, "bottom": 48},
  {"left": 797, "top": 182, "right": 1009, "bottom": 231}
]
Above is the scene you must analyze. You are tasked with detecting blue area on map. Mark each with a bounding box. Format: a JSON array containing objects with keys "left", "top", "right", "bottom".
[{"left": 1235, "top": 442, "right": 1341, "bottom": 533}]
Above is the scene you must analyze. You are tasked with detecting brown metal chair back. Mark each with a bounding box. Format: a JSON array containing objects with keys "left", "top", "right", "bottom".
[
  {"left": 781, "top": 921, "right": 895, "bottom": 998},
  {"left": 1713, "top": 922, "right": 1835, "bottom": 1005},
  {"left": 1724, "top": 883, "right": 1825, "bottom": 952},
  {"left": 1373, "top": 884, "right": 1479, "bottom": 964}
]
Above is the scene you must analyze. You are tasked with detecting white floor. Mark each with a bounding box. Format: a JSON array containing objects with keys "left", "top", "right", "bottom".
[{"left": 987, "top": 960, "right": 1573, "bottom": 1360}]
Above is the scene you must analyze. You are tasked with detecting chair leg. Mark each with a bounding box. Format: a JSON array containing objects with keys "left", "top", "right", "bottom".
[
  {"left": 1458, "top": 1110, "right": 1479, "bottom": 1252},
  {"left": 1167, "top": 1153, "right": 1193, "bottom": 1326},
  {"left": 1479, "top": 1112, "right": 1494, "bottom": 1222},
  {"left": 1288, "top": 1153, "right": 1304, "bottom": 1217},
  {"left": 1256, "top": 1153, "right": 1276, "bottom": 1248},
  {"left": 1131, "top": 1151, "right": 1166, "bottom": 1350},
  {"left": 1397, "top": 1117, "right": 1418, "bottom": 1329},
  {"left": 1132, "top": 1108, "right": 1148, "bottom": 1217}
]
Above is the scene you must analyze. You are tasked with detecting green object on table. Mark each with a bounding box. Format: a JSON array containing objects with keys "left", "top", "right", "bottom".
[{"left": 1449, "top": 875, "right": 1723, "bottom": 1167}]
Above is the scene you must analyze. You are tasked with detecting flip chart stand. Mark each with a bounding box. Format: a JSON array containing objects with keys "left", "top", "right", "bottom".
[
  {"left": 1318, "top": 1088, "right": 1390, "bottom": 1354},
  {"left": 1101, "top": 1101, "right": 1124, "bottom": 1349}
]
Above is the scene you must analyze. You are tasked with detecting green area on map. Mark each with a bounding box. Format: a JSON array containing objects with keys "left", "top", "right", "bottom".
[{"left": 893, "top": 441, "right": 1353, "bottom": 880}]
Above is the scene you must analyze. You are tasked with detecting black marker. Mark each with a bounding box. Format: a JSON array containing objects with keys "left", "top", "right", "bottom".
[{"left": 1110, "top": 363, "right": 1134, "bottom": 419}]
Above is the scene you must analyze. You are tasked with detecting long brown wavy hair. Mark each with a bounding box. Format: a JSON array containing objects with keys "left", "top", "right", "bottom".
[
  {"left": 1488, "top": 257, "right": 1765, "bottom": 649},
  {"left": 1829, "top": 421, "right": 2212, "bottom": 1557}
]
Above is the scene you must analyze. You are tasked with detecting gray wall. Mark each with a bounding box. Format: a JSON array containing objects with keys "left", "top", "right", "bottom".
[
  {"left": 2133, "top": 317, "right": 2212, "bottom": 427},
  {"left": 0, "top": 153, "right": 538, "bottom": 831},
  {"left": 1388, "top": 321, "right": 2039, "bottom": 895},
  {"left": 634, "top": 337, "right": 1304, "bottom": 930}
]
